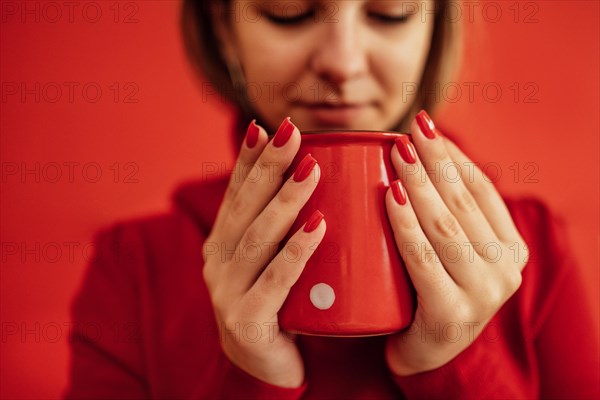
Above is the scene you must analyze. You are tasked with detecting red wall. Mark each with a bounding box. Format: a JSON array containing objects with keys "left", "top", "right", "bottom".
[{"left": 1, "top": 1, "right": 598, "bottom": 398}]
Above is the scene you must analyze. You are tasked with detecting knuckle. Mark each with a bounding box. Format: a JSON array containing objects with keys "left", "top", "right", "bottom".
[
  {"left": 208, "top": 285, "right": 228, "bottom": 315},
  {"left": 284, "top": 242, "right": 302, "bottom": 261},
  {"left": 261, "top": 266, "right": 285, "bottom": 289},
  {"left": 256, "top": 157, "right": 284, "bottom": 181},
  {"left": 434, "top": 212, "right": 461, "bottom": 239},
  {"left": 276, "top": 184, "right": 299, "bottom": 207},
  {"left": 397, "top": 216, "right": 419, "bottom": 231},
  {"left": 262, "top": 206, "right": 280, "bottom": 224},
  {"left": 229, "top": 194, "right": 247, "bottom": 218},
  {"left": 404, "top": 242, "right": 438, "bottom": 266},
  {"left": 471, "top": 178, "right": 495, "bottom": 200},
  {"left": 243, "top": 163, "right": 261, "bottom": 182},
  {"left": 222, "top": 315, "right": 241, "bottom": 332},
  {"left": 484, "top": 289, "right": 503, "bottom": 309},
  {"left": 240, "top": 291, "right": 262, "bottom": 316},
  {"left": 504, "top": 269, "right": 523, "bottom": 293},
  {"left": 452, "top": 189, "right": 478, "bottom": 213},
  {"left": 479, "top": 281, "right": 508, "bottom": 309},
  {"left": 264, "top": 195, "right": 297, "bottom": 225},
  {"left": 422, "top": 246, "right": 439, "bottom": 265},
  {"left": 452, "top": 300, "right": 476, "bottom": 323},
  {"left": 243, "top": 225, "right": 263, "bottom": 247}
]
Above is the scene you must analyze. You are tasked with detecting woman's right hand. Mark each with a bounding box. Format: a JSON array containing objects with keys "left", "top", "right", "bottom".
[{"left": 201, "top": 118, "right": 325, "bottom": 388}]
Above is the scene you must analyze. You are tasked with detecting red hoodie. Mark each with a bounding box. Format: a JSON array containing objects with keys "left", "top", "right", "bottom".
[{"left": 64, "top": 175, "right": 600, "bottom": 399}]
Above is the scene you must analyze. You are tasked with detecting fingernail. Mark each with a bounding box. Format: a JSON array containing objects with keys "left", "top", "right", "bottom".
[
  {"left": 391, "top": 179, "right": 407, "bottom": 205},
  {"left": 395, "top": 135, "right": 416, "bottom": 164},
  {"left": 293, "top": 153, "right": 317, "bottom": 182},
  {"left": 304, "top": 210, "right": 324, "bottom": 233},
  {"left": 273, "top": 117, "right": 295, "bottom": 147},
  {"left": 416, "top": 110, "right": 437, "bottom": 140},
  {"left": 245, "top": 119, "right": 259, "bottom": 148}
]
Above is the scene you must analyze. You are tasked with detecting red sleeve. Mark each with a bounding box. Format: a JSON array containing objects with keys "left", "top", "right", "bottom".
[
  {"left": 64, "top": 225, "right": 149, "bottom": 399},
  {"left": 388, "top": 329, "right": 533, "bottom": 399},
  {"left": 215, "top": 356, "right": 307, "bottom": 399},
  {"left": 389, "top": 198, "right": 600, "bottom": 399},
  {"left": 531, "top": 208, "right": 600, "bottom": 399},
  {"left": 64, "top": 223, "right": 308, "bottom": 399}
]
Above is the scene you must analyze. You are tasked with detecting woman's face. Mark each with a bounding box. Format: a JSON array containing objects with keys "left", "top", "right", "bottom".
[{"left": 219, "top": 0, "right": 435, "bottom": 131}]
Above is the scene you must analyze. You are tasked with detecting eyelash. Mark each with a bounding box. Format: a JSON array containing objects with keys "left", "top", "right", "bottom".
[
  {"left": 368, "top": 12, "right": 411, "bottom": 24},
  {"left": 264, "top": 10, "right": 411, "bottom": 26},
  {"left": 264, "top": 11, "right": 315, "bottom": 25}
]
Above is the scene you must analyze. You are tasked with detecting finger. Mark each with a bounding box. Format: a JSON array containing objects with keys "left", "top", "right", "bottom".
[
  {"left": 408, "top": 116, "right": 500, "bottom": 254},
  {"left": 220, "top": 118, "right": 301, "bottom": 256},
  {"left": 229, "top": 156, "right": 320, "bottom": 294},
  {"left": 385, "top": 180, "right": 458, "bottom": 304},
  {"left": 211, "top": 120, "right": 269, "bottom": 241},
  {"left": 390, "top": 139, "right": 481, "bottom": 287},
  {"left": 245, "top": 210, "right": 326, "bottom": 322},
  {"left": 443, "top": 137, "right": 524, "bottom": 245}
]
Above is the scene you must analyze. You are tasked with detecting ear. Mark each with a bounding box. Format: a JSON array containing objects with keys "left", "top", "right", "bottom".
[{"left": 210, "top": 1, "right": 239, "bottom": 65}]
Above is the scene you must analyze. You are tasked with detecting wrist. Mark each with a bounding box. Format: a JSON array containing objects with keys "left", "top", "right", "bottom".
[
  {"left": 222, "top": 345, "right": 305, "bottom": 388},
  {"left": 385, "top": 338, "right": 449, "bottom": 377}
]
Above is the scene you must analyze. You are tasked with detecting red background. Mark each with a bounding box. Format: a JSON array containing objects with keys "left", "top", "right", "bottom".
[{"left": 1, "top": 1, "right": 598, "bottom": 398}]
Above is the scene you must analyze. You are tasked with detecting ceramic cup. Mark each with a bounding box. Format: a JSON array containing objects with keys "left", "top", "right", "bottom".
[{"left": 278, "top": 130, "right": 416, "bottom": 337}]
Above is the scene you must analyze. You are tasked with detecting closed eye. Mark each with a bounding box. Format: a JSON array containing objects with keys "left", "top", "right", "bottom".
[
  {"left": 368, "top": 12, "right": 411, "bottom": 24},
  {"left": 264, "top": 10, "right": 315, "bottom": 25}
]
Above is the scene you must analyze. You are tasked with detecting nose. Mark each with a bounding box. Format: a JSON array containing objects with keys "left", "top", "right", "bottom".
[{"left": 309, "top": 14, "right": 368, "bottom": 86}]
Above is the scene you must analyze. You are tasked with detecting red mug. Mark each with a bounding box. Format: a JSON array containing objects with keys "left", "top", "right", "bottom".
[{"left": 278, "top": 130, "right": 416, "bottom": 336}]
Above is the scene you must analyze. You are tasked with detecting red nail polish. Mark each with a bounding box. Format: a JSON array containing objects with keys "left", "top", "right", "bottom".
[
  {"left": 293, "top": 153, "right": 317, "bottom": 182},
  {"left": 416, "top": 110, "right": 437, "bottom": 139},
  {"left": 395, "top": 135, "right": 416, "bottom": 164},
  {"left": 391, "top": 179, "right": 407, "bottom": 205},
  {"left": 273, "top": 117, "right": 295, "bottom": 147},
  {"left": 304, "top": 210, "right": 324, "bottom": 233},
  {"left": 245, "top": 119, "right": 259, "bottom": 148}
]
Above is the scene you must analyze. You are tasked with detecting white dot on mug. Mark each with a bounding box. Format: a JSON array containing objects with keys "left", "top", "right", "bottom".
[{"left": 310, "top": 283, "right": 335, "bottom": 310}]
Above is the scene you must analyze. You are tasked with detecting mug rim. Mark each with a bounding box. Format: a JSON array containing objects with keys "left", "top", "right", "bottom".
[
  {"left": 302, "top": 129, "right": 408, "bottom": 134},
  {"left": 299, "top": 130, "right": 410, "bottom": 142}
]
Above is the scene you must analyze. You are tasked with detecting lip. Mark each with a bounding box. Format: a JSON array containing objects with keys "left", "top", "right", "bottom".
[{"left": 299, "top": 102, "right": 372, "bottom": 126}]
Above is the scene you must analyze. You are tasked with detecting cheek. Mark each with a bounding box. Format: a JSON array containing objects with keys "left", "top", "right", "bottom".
[
  {"left": 375, "top": 25, "right": 434, "bottom": 101},
  {"left": 235, "top": 26, "right": 308, "bottom": 92},
  {"left": 232, "top": 24, "right": 313, "bottom": 125}
]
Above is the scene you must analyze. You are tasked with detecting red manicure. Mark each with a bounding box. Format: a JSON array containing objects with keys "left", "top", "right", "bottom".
[
  {"left": 293, "top": 153, "right": 317, "bottom": 182},
  {"left": 245, "top": 119, "right": 259, "bottom": 148},
  {"left": 391, "top": 179, "right": 407, "bottom": 205},
  {"left": 304, "top": 210, "right": 324, "bottom": 233},
  {"left": 415, "top": 110, "right": 437, "bottom": 139},
  {"left": 395, "top": 135, "right": 416, "bottom": 164},
  {"left": 273, "top": 117, "right": 295, "bottom": 147}
]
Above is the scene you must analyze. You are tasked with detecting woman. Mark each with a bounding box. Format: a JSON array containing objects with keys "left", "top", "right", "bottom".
[{"left": 65, "top": 1, "right": 599, "bottom": 398}]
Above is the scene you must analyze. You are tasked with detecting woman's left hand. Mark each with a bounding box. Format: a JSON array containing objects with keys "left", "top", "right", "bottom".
[{"left": 384, "top": 111, "right": 530, "bottom": 376}]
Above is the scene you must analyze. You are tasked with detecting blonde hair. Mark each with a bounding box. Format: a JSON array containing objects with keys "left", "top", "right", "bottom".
[{"left": 181, "top": 0, "right": 463, "bottom": 133}]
